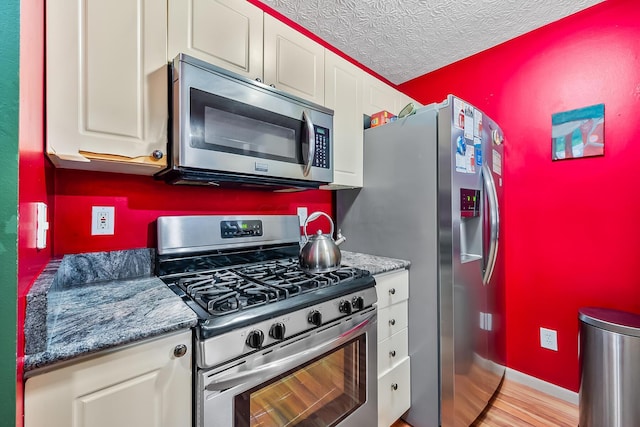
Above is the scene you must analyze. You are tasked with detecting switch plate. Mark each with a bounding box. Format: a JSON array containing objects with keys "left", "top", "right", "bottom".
[
  {"left": 36, "top": 202, "right": 49, "bottom": 249},
  {"left": 540, "top": 327, "right": 558, "bottom": 351},
  {"left": 92, "top": 206, "right": 115, "bottom": 235},
  {"left": 297, "top": 207, "right": 308, "bottom": 227}
]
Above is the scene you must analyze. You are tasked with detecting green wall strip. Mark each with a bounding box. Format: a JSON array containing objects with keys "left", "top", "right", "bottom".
[{"left": 0, "top": 0, "right": 19, "bottom": 424}]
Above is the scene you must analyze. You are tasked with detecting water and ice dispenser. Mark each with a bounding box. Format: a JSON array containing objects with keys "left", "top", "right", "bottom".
[{"left": 459, "top": 188, "right": 482, "bottom": 262}]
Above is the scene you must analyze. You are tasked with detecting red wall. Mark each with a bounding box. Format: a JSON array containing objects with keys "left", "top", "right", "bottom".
[
  {"left": 53, "top": 170, "right": 332, "bottom": 255},
  {"left": 400, "top": 0, "right": 640, "bottom": 391},
  {"left": 18, "top": 0, "right": 51, "bottom": 424}
]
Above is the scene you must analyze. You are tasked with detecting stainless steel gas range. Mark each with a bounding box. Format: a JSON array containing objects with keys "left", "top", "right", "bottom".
[{"left": 156, "top": 215, "right": 378, "bottom": 427}]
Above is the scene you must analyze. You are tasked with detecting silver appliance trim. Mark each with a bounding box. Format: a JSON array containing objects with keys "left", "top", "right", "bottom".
[
  {"left": 163, "top": 53, "right": 334, "bottom": 187},
  {"left": 204, "top": 308, "right": 375, "bottom": 391},
  {"left": 197, "top": 308, "right": 378, "bottom": 427},
  {"left": 481, "top": 162, "right": 499, "bottom": 284},
  {"left": 157, "top": 215, "right": 300, "bottom": 256}
]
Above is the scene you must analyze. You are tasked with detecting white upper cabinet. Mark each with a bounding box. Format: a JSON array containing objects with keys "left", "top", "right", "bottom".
[
  {"left": 362, "top": 73, "right": 418, "bottom": 117},
  {"left": 323, "top": 51, "right": 364, "bottom": 189},
  {"left": 168, "top": 1, "right": 324, "bottom": 105},
  {"left": 46, "top": 0, "right": 168, "bottom": 175},
  {"left": 167, "top": 0, "right": 264, "bottom": 80},
  {"left": 263, "top": 14, "right": 325, "bottom": 105}
]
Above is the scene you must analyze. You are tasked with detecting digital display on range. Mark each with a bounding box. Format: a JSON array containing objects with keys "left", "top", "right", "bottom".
[
  {"left": 460, "top": 188, "right": 480, "bottom": 218},
  {"left": 221, "top": 220, "right": 263, "bottom": 238}
]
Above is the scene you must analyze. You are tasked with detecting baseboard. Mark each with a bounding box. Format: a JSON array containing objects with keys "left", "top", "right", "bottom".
[{"left": 505, "top": 368, "right": 579, "bottom": 405}]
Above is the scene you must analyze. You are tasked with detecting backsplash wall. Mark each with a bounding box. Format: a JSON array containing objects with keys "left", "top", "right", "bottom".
[{"left": 53, "top": 169, "right": 333, "bottom": 256}]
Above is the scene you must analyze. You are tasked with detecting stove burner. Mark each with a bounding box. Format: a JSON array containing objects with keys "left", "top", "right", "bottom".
[{"left": 169, "top": 258, "right": 368, "bottom": 317}]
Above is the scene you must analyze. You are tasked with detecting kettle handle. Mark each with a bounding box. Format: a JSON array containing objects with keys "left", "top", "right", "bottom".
[{"left": 303, "top": 212, "right": 335, "bottom": 239}]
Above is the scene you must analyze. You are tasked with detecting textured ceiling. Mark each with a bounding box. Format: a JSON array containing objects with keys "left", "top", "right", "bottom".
[{"left": 261, "top": 0, "right": 605, "bottom": 85}]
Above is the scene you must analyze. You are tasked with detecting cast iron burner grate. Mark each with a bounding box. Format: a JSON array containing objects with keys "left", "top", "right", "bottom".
[{"left": 171, "top": 258, "right": 366, "bottom": 316}]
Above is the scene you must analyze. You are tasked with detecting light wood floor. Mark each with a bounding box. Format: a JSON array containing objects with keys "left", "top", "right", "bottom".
[{"left": 391, "top": 379, "right": 578, "bottom": 427}]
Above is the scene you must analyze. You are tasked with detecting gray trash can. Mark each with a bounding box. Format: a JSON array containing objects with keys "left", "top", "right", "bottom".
[{"left": 579, "top": 307, "right": 640, "bottom": 427}]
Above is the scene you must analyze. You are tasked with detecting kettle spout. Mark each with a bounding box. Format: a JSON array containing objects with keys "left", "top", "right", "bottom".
[{"left": 335, "top": 229, "right": 347, "bottom": 246}]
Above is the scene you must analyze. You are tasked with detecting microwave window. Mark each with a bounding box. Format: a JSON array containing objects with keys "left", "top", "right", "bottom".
[
  {"left": 234, "top": 336, "right": 366, "bottom": 427},
  {"left": 190, "top": 88, "right": 304, "bottom": 165},
  {"left": 204, "top": 106, "right": 296, "bottom": 159}
]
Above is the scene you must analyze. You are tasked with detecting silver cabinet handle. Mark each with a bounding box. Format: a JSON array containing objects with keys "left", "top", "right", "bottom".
[
  {"left": 391, "top": 383, "right": 398, "bottom": 391},
  {"left": 389, "top": 350, "right": 396, "bottom": 357},
  {"left": 255, "top": 77, "right": 262, "bottom": 83},
  {"left": 302, "top": 110, "right": 315, "bottom": 177},
  {"left": 389, "top": 288, "right": 396, "bottom": 295},
  {"left": 152, "top": 150, "right": 164, "bottom": 160},
  {"left": 173, "top": 344, "right": 188, "bottom": 358},
  {"left": 389, "top": 319, "right": 396, "bottom": 326}
]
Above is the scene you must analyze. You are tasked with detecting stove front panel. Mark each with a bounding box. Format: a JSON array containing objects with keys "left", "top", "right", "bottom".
[{"left": 196, "top": 286, "right": 377, "bottom": 369}]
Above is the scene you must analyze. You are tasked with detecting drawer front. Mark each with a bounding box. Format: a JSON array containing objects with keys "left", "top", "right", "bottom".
[
  {"left": 377, "top": 327, "right": 408, "bottom": 375},
  {"left": 377, "top": 301, "right": 408, "bottom": 341},
  {"left": 375, "top": 270, "right": 409, "bottom": 309},
  {"left": 378, "top": 357, "right": 411, "bottom": 427}
]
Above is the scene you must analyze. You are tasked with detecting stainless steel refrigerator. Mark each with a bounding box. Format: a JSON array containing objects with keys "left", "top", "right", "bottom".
[{"left": 337, "top": 95, "right": 506, "bottom": 427}]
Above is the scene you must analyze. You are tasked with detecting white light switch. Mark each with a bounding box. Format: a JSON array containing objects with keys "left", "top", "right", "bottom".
[
  {"left": 36, "top": 202, "right": 49, "bottom": 249},
  {"left": 297, "top": 207, "right": 308, "bottom": 226}
]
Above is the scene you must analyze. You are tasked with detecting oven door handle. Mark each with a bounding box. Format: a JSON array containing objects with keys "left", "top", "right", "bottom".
[{"left": 205, "top": 312, "right": 375, "bottom": 392}]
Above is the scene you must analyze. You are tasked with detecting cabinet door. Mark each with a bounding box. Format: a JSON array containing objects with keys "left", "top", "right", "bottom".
[
  {"left": 168, "top": 0, "right": 263, "bottom": 80},
  {"left": 24, "top": 331, "right": 192, "bottom": 427},
  {"left": 362, "top": 74, "right": 399, "bottom": 116},
  {"left": 378, "top": 357, "right": 411, "bottom": 427},
  {"left": 46, "top": 0, "right": 168, "bottom": 175},
  {"left": 323, "top": 52, "right": 364, "bottom": 189},
  {"left": 362, "top": 74, "right": 420, "bottom": 117},
  {"left": 263, "top": 14, "right": 325, "bottom": 105}
]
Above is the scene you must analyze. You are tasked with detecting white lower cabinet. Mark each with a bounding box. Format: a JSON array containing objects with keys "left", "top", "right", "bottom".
[
  {"left": 24, "top": 330, "right": 192, "bottom": 427},
  {"left": 378, "top": 357, "right": 411, "bottom": 427},
  {"left": 375, "top": 269, "right": 411, "bottom": 427}
]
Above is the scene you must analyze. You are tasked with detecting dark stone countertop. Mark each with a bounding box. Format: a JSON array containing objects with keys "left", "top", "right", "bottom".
[
  {"left": 23, "top": 249, "right": 197, "bottom": 374},
  {"left": 23, "top": 249, "right": 407, "bottom": 374}
]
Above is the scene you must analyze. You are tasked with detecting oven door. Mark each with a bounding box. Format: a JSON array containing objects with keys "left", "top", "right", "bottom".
[
  {"left": 198, "top": 308, "right": 377, "bottom": 427},
  {"left": 173, "top": 55, "right": 333, "bottom": 185}
]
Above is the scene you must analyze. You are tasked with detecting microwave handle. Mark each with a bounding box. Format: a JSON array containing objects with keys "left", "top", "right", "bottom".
[{"left": 302, "top": 110, "right": 315, "bottom": 177}]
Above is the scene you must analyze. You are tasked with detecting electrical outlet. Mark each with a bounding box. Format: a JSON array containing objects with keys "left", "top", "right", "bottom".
[
  {"left": 540, "top": 327, "right": 558, "bottom": 351},
  {"left": 92, "top": 206, "right": 115, "bottom": 235}
]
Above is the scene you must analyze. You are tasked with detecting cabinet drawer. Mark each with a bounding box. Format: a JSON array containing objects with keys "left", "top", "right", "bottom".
[
  {"left": 377, "top": 301, "right": 408, "bottom": 341},
  {"left": 378, "top": 327, "right": 408, "bottom": 375},
  {"left": 375, "top": 270, "right": 408, "bottom": 309},
  {"left": 378, "top": 357, "right": 411, "bottom": 427}
]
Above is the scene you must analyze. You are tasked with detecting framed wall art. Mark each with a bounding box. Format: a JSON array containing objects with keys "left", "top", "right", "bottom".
[{"left": 552, "top": 103, "right": 604, "bottom": 161}]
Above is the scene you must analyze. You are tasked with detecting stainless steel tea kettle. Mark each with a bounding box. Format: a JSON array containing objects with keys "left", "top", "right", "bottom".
[{"left": 299, "top": 212, "right": 346, "bottom": 274}]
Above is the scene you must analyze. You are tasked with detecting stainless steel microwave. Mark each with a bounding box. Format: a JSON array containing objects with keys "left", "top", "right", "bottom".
[{"left": 157, "top": 54, "right": 334, "bottom": 189}]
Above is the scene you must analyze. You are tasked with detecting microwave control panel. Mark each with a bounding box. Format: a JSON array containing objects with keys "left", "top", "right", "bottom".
[{"left": 312, "top": 126, "right": 330, "bottom": 169}]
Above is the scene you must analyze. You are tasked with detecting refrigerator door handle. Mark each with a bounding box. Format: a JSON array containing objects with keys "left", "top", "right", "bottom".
[{"left": 482, "top": 162, "right": 499, "bottom": 284}]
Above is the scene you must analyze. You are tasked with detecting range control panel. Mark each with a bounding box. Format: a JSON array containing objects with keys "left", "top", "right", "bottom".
[{"left": 220, "top": 220, "right": 263, "bottom": 238}]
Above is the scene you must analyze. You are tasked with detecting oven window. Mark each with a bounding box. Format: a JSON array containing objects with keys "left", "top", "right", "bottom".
[
  {"left": 190, "top": 88, "right": 304, "bottom": 164},
  {"left": 235, "top": 335, "right": 366, "bottom": 427}
]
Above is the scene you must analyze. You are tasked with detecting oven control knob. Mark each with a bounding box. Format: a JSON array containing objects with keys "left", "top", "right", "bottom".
[
  {"left": 308, "top": 310, "right": 322, "bottom": 326},
  {"left": 269, "top": 322, "right": 286, "bottom": 340},
  {"left": 352, "top": 296, "right": 365, "bottom": 311},
  {"left": 246, "top": 330, "right": 264, "bottom": 349},
  {"left": 339, "top": 300, "right": 352, "bottom": 315}
]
